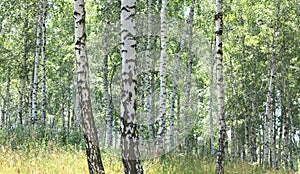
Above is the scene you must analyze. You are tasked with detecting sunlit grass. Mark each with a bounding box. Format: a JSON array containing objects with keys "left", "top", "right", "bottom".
[{"left": 0, "top": 143, "right": 297, "bottom": 174}]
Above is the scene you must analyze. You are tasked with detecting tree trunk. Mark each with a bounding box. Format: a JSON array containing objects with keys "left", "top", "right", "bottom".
[
  {"left": 103, "top": 2, "right": 113, "bottom": 147},
  {"left": 289, "top": 110, "right": 295, "bottom": 171},
  {"left": 250, "top": 102, "right": 257, "bottom": 162},
  {"left": 182, "top": 0, "right": 195, "bottom": 154},
  {"left": 150, "top": 37, "right": 158, "bottom": 142},
  {"left": 169, "top": 3, "right": 191, "bottom": 149},
  {"left": 41, "top": 0, "right": 47, "bottom": 128},
  {"left": 74, "top": 1, "right": 105, "bottom": 173},
  {"left": 145, "top": 0, "right": 154, "bottom": 146},
  {"left": 229, "top": 54, "right": 236, "bottom": 160},
  {"left": 1, "top": 68, "right": 11, "bottom": 130},
  {"left": 244, "top": 101, "right": 250, "bottom": 161},
  {"left": 120, "top": 0, "right": 143, "bottom": 173},
  {"left": 17, "top": 2, "right": 28, "bottom": 128},
  {"left": 215, "top": 0, "right": 227, "bottom": 173},
  {"left": 31, "top": 0, "right": 43, "bottom": 126},
  {"left": 281, "top": 63, "right": 289, "bottom": 170},
  {"left": 209, "top": 39, "right": 215, "bottom": 155},
  {"left": 156, "top": 0, "right": 168, "bottom": 154},
  {"left": 176, "top": 93, "right": 181, "bottom": 148},
  {"left": 264, "top": 40, "right": 276, "bottom": 168}
]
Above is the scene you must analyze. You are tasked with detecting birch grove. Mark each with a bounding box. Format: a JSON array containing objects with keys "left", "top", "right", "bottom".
[{"left": 0, "top": 0, "right": 299, "bottom": 173}]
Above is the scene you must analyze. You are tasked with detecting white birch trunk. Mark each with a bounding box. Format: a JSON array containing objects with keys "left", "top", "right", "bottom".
[
  {"left": 264, "top": 42, "right": 276, "bottom": 168},
  {"left": 1, "top": 68, "right": 11, "bottom": 129},
  {"left": 41, "top": 0, "right": 47, "bottom": 128},
  {"left": 169, "top": 17, "right": 187, "bottom": 150},
  {"left": 17, "top": 3, "right": 28, "bottom": 128},
  {"left": 74, "top": 0, "right": 105, "bottom": 173},
  {"left": 145, "top": 0, "right": 154, "bottom": 144},
  {"left": 103, "top": 3, "right": 113, "bottom": 147},
  {"left": 156, "top": 0, "right": 167, "bottom": 153},
  {"left": 215, "top": 0, "right": 227, "bottom": 173},
  {"left": 31, "top": 1, "right": 42, "bottom": 126},
  {"left": 120, "top": 0, "right": 143, "bottom": 173},
  {"left": 182, "top": 0, "right": 195, "bottom": 153},
  {"left": 209, "top": 39, "right": 215, "bottom": 155}
]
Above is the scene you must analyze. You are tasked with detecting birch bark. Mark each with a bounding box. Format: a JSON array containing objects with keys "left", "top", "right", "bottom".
[
  {"left": 215, "top": 0, "right": 227, "bottom": 173},
  {"left": 170, "top": 0, "right": 195, "bottom": 150},
  {"left": 74, "top": 0, "right": 105, "bottom": 173},
  {"left": 41, "top": 0, "right": 47, "bottom": 128},
  {"left": 32, "top": 0, "right": 43, "bottom": 126},
  {"left": 103, "top": 2, "right": 113, "bottom": 147},
  {"left": 156, "top": 0, "right": 167, "bottom": 153},
  {"left": 120, "top": 0, "right": 143, "bottom": 173}
]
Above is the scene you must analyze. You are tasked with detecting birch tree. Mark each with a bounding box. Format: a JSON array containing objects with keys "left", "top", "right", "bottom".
[
  {"left": 209, "top": 39, "right": 215, "bottom": 155},
  {"left": 120, "top": 0, "right": 143, "bottom": 173},
  {"left": 1, "top": 68, "right": 11, "bottom": 129},
  {"left": 156, "top": 0, "right": 167, "bottom": 154},
  {"left": 169, "top": 0, "right": 194, "bottom": 149},
  {"left": 182, "top": 0, "right": 195, "bottom": 153},
  {"left": 17, "top": 1, "right": 28, "bottom": 127},
  {"left": 32, "top": 0, "right": 43, "bottom": 126},
  {"left": 145, "top": 0, "right": 154, "bottom": 145},
  {"left": 103, "top": 1, "right": 113, "bottom": 147},
  {"left": 263, "top": 41, "right": 276, "bottom": 168},
  {"left": 215, "top": 0, "right": 227, "bottom": 173},
  {"left": 41, "top": 0, "right": 47, "bottom": 128},
  {"left": 74, "top": 0, "right": 105, "bottom": 173}
]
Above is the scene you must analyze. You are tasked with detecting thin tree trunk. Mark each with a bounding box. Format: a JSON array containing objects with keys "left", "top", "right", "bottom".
[
  {"left": 264, "top": 41, "right": 276, "bottom": 168},
  {"left": 61, "top": 91, "right": 66, "bottom": 143},
  {"left": 176, "top": 93, "right": 180, "bottom": 148},
  {"left": 169, "top": 1, "right": 194, "bottom": 149},
  {"left": 156, "top": 0, "right": 168, "bottom": 154},
  {"left": 244, "top": 101, "right": 250, "bottom": 161},
  {"left": 145, "top": 0, "right": 154, "bottom": 145},
  {"left": 229, "top": 55, "right": 236, "bottom": 160},
  {"left": 67, "top": 64, "right": 72, "bottom": 135},
  {"left": 103, "top": 2, "right": 113, "bottom": 147},
  {"left": 32, "top": 0, "right": 42, "bottom": 126},
  {"left": 17, "top": 2, "right": 28, "bottom": 128},
  {"left": 41, "top": 0, "right": 47, "bottom": 128},
  {"left": 289, "top": 110, "right": 294, "bottom": 171},
  {"left": 182, "top": 0, "right": 195, "bottom": 154},
  {"left": 120, "top": 0, "right": 143, "bottom": 173},
  {"left": 1, "top": 68, "right": 11, "bottom": 130},
  {"left": 282, "top": 63, "right": 289, "bottom": 170},
  {"left": 250, "top": 102, "right": 257, "bottom": 162},
  {"left": 209, "top": 39, "right": 215, "bottom": 155},
  {"left": 150, "top": 37, "right": 158, "bottom": 141},
  {"left": 74, "top": 1, "right": 105, "bottom": 173},
  {"left": 215, "top": 0, "right": 227, "bottom": 173},
  {"left": 277, "top": 88, "right": 283, "bottom": 168},
  {"left": 27, "top": 71, "right": 34, "bottom": 128}
]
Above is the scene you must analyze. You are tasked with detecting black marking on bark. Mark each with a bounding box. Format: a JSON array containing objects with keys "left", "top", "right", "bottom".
[
  {"left": 74, "top": 11, "right": 80, "bottom": 16},
  {"left": 121, "top": 6, "right": 130, "bottom": 12},
  {"left": 215, "top": 12, "right": 223, "bottom": 21},
  {"left": 217, "top": 49, "right": 223, "bottom": 55},
  {"left": 215, "top": 29, "right": 223, "bottom": 35}
]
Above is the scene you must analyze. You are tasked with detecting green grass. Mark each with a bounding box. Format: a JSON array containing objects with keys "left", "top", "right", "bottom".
[{"left": 0, "top": 143, "right": 297, "bottom": 174}]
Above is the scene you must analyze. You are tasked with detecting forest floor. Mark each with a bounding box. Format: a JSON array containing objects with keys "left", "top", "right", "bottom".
[{"left": 0, "top": 143, "right": 298, "bottom": 174}]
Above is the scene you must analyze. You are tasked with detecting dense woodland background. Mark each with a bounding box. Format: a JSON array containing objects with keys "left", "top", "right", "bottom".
[{"left": 0, "top": 0, "right": 299, "bottom": 173}]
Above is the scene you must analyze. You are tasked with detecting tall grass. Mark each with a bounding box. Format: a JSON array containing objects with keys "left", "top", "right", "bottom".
[{"left": 0, "top": 142, "right": 297, "bottom": 174}]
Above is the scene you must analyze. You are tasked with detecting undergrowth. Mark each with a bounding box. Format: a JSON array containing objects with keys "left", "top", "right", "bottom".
[{"left": 0, "top": 140, "right": 297, "bottom": 173}]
